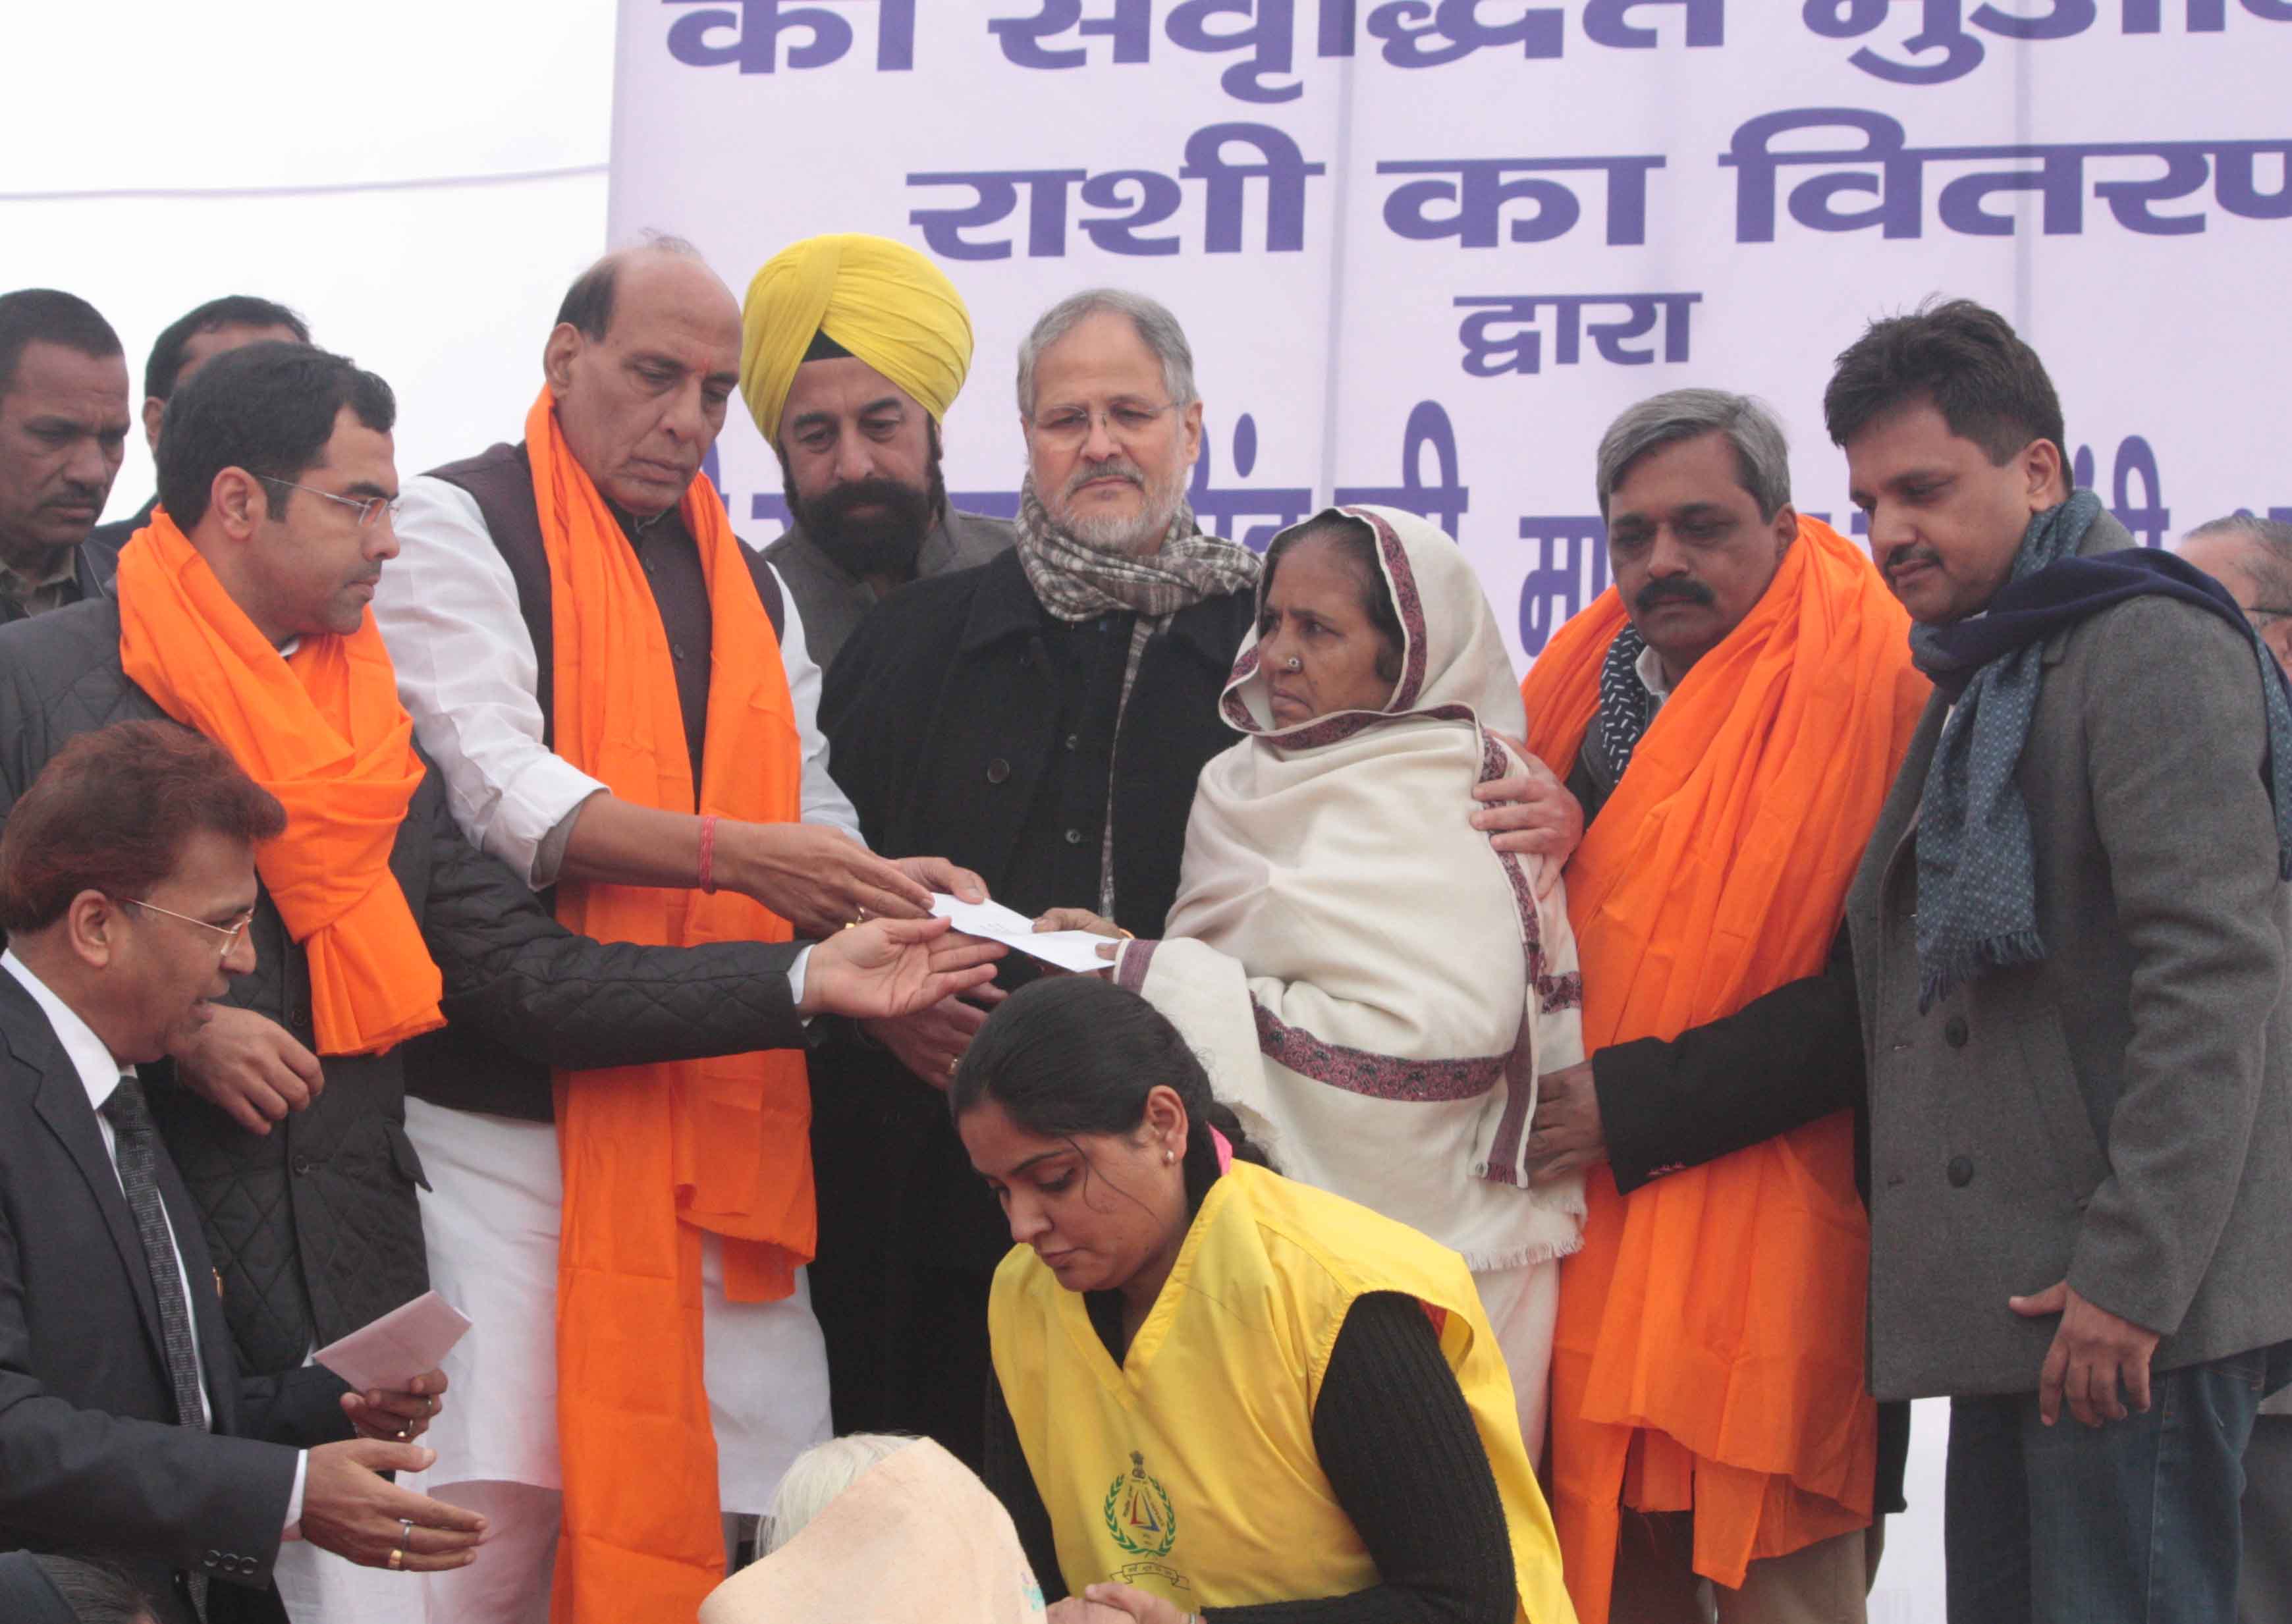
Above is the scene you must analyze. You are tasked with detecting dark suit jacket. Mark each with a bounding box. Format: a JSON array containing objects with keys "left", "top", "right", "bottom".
[
  {"left": 1847, "top": 515, "right": 2292, "bottom": 1400},
  {"left": 0, "top": 973, "right": 354, "bottom": 1624},
  {"left": 81, "top": 495, "right": 156, "bottom": 591},
  {"left": 0, "top": 599, "right": 811, "bottom": 1376}
]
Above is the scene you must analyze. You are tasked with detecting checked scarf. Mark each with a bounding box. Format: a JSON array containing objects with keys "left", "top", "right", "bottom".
[{"left": 1910, "top": 489, "right": 2292, "bottom": 1009}]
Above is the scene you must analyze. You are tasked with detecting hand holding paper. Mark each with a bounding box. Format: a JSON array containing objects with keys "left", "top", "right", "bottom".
[
  {"left": 317, "top": 1289, "right": 472, "bottom": 1395},
  {"left": 929, "top": 894, "right": 1119, "bottom": 973}
]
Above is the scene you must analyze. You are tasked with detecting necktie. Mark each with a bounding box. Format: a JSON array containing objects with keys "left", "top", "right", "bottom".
[{"left": 101, "top": 1074, "right": 211, "bottom": 1621}]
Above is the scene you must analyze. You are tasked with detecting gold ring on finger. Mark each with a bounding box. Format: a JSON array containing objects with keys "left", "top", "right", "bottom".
[{"left": 388, "top": 1549, "right": 405, "bottom": 1572}]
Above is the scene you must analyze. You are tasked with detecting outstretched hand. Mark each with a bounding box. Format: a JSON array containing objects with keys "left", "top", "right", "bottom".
[
  {"left": 298, "top": 1440, "right": 487, "bottom": 1572},
  {"left": 802, "top": 916, "right": 1005, "bottom": 1020},
  {"left": 1033, "top": 907, "right": 1123, "bottom": 971},
  {"left": 719, "top": 821, "right": 935, "bottom": 938}
]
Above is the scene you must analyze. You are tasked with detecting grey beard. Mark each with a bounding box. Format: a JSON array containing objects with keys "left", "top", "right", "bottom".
[{"left": 1049, "top": 464, "right": 1190, "bottom": 556}]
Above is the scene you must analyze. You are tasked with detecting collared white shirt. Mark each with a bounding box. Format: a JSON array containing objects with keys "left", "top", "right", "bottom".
[
  {"left": 0, "top": 951, "right": 308, "bottom": 1534},
  {"left": 373, "top": 474, "right": 860, "bottom": 890},
  {"left": 1633, "top": 640, "right": 1676, "bottom": 713}
]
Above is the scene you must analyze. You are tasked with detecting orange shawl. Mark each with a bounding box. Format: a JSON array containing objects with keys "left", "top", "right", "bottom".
[
  {"left": 528, "top": 392, "right": 811, "bottom": 1624},
  {"left": 1519, "top": 518, "right": 1926, "bottom": 1621},
  {"left": 115, "top": 510, "right": 443, "bottom": 1056}
]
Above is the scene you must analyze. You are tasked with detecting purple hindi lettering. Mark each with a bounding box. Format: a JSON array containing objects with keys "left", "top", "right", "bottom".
[
  {"left": 987, "top": 0, "right": 1153, "bottom": 68},
  {"left": 1380, "top": 155, "right": 1662, "bottom": 247},
  {"left": 1725, "top": 108, "right": 2292, "bottom": 241},
  {"left": 1334, "top": 400, "right": 1471, "bottom": 539},
  {"left": 1515, "top": 517, "right": 1610, "bottom": 655},
  {"left": 1582, "top": 0, "right": 1724, "bottom": 46},
  {"left": 1365, "top": 0, "right": 1564, "bottom": 65},
  {"left": 1188, "top": 413, "right": 1315, "bottom": 552},
  {"left": 2071, "top": 435, "right": 2173, "bottom": 549},
  {"left": 908, "top": 124, "right": 1324, "bottom": 259},
  {"left": 1454, "top": 293, "right": 1698, "bottom": 375},
  {"left": 664, "top": 0, "right": 915, "bottom": 72},
  {"left": 1806, "top": 0, "right": 2291, "bottom": 85}
]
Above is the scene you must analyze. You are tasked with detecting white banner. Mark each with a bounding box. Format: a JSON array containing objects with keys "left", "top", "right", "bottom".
[{"left": 608, "top": 1, "right": 2290, "bottom": 672}]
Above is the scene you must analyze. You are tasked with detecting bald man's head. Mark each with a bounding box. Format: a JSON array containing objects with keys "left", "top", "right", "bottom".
[
  {"left": 543, "top": 238, "right": 742, "bottom": 518},
  {"left": 2181, "top": 514, "right": 2292, "bottom": 673}
]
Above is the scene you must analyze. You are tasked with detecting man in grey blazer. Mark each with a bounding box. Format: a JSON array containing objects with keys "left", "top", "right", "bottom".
[
  {"left": 2176, "top": 512, "right": 2292, "bottom": 1624},
  {"left": 1829, "top": 300, "right": 2292, "bottom": 1624}
]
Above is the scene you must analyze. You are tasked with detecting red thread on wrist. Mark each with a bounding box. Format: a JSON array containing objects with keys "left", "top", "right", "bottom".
[{"left": 697, "top": 814, "right": 719, "bottom": 894}]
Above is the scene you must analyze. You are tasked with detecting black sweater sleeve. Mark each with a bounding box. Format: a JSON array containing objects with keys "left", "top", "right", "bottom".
[
  {"left": 1595, "top": 922, "right": 1863, "bottom": 1195},
  {"left": 983, "top": 1293, "right": 1516, "bottom": 1624},
  {"left": 983, "top": 1362, "right": 1068, "bottom": 1600}
]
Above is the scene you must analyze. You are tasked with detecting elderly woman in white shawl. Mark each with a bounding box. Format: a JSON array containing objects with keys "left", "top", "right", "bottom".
[{"left": 1039, "top": 503, "right": 1585, "bottom": 1445}]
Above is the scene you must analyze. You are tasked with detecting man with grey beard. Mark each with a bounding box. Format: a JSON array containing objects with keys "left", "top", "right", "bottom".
[{"left": 810, "top": 288, "right": 1259, "bottom": 1464}]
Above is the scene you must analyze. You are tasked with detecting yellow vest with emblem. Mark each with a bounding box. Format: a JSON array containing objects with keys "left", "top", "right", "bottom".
[{"left": 989, "top": 1159, "right": 1575, "bottom": 1623}]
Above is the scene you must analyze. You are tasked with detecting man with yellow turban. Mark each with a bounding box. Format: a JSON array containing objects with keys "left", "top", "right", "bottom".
[
  {"left": 742, "top": 234, "right": 1016, "bottom": 1468},
  {"left": 742, "top": 233, "right": 1012, "bottom": 672}
]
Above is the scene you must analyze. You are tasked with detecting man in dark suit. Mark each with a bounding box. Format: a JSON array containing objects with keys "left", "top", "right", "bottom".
[{"left": 0, "top": 720, "right": 486, "bottom": 1623}]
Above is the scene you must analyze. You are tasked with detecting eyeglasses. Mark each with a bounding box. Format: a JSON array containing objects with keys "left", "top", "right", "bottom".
[
  {"left": 1026, "top": 400, "right": 1179, "bottom": 450},
  {"left": 254, "top": 475, "right": 400, "bottom": 529},
  {"left": 123, "top": 898, "right": 256, "bottom": 964},
  {"left": 2244, "top": 604, "right": 2292, "bottom": 626}
]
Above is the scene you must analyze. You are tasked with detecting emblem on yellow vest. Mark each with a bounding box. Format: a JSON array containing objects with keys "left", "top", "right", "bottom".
[{"left": 1103, "top": 1451, "right": 1178, "bottom": 1559}]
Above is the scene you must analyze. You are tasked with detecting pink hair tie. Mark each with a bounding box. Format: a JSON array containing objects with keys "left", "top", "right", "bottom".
[{"left": 1209, "top": 1125, "right": 1235, "bottom": 1174}]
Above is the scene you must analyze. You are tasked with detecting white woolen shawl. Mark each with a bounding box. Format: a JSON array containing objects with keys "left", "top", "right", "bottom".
[{"left": 1116, "top": 504, "right": 1584, "bottom": 1272}]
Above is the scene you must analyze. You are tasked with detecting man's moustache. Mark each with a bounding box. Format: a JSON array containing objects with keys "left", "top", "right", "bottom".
[
  {"left": 1064, "top": 460, "right": 1145, "bottom": 498},
  {"left": 1635, "top": 580, "right": 1716, "bottom": 612}
]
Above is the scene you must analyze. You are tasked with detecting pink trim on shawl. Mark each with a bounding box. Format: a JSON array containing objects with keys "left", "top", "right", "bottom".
[{"left": 1252, "top": 1000, "right": 1508, "bottom": 1102}]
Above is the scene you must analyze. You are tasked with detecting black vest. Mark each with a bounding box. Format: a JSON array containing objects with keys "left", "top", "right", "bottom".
[
  {"left": 398, "top": 443, "right": 787, "bottom": 1123},
  {"left": 426, "top": 441, "right": 784, "bottom": 739}
]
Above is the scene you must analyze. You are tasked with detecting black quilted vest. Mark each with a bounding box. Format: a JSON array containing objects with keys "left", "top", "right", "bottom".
[{"left": 396, "top": 443, "right": 784, "bottom": 1124}]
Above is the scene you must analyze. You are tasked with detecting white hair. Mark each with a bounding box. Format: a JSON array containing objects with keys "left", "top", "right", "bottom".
[{"left": 756, "top": 1433, "right": 919, "bottom": 1559}]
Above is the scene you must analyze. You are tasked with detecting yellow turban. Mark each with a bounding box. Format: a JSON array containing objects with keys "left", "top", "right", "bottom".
[{"left": 740, "top": 234, "right": 974, "bottom": 447}]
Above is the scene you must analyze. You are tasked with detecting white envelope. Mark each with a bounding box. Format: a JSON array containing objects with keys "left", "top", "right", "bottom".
[
  {"left": 314, "top": 1291, "right": 473, "bottom": 1394},
  {"left": 930, "top": 893, "right": 1118, "bottom": 975}
]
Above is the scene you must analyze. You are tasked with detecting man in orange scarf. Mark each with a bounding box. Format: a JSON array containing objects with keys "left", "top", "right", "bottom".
[
  {"left": 0, "top": 339, "right": 1002, "bottom": 1624},
  {"left": 1517, "top": 390, "right": 1927, "bottom": 1624},
  {"left": 368, "top": 239, "right": 998, "bottom": 1624}
]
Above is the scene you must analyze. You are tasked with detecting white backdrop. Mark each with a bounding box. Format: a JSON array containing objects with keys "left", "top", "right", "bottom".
[{"left": 0, "top": 0, "right": 618, "bottom": 520}]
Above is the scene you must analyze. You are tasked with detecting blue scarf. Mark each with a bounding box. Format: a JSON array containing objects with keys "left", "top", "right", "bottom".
[{"left": 1909, "top": 491, "right": 2292, "bottom": 1010}]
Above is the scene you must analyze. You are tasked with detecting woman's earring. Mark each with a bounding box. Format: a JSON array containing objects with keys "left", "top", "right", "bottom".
[{"left": 1163, "top": 1150, "right": 1175, "bottom": 1166}]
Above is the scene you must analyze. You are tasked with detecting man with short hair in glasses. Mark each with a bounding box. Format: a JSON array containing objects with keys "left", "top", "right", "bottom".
[
  {"left": 809, "top": 287, "right": 1260, "bottom": 1468},
  {"left": 0, "top": 340, "right": 1003, "bottom": 1624}
]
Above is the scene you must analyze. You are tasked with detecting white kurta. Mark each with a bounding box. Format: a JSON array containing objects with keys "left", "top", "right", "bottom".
[
  {"left": 403, "top": 1099, "right": 830, "bottom": 1510},
  {"left": 375, "top": 473, "right": 860, "bottom": 885},
  {"left": 369, "top": 468, "right": 843, "bottom": 1511}
]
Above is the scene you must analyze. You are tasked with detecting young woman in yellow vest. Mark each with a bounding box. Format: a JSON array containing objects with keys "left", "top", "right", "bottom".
[{"left": 956, "top": 977, "right": 1578, "bottom": 1624}]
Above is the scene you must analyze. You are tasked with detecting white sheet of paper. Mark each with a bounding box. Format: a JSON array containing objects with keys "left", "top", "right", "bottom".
[
  {"left": 314, "top": 1290, "right": 473, "bottom": 1394},
  {"left": 931, "top": 893, "right": 1117, "bottom": 973}
]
